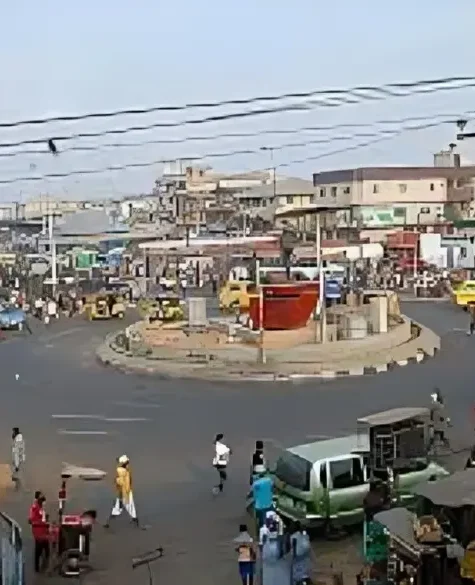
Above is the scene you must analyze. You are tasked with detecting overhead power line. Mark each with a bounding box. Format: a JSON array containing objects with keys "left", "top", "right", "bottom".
[
  {"left": 0, "top": 75, "right": 473, "bottom": 129},
  {"left": 0, "top": 80, "right": 472, "bottom": 151},
  {"left": 0, "top": 119, "right": 450, "bottom": 186},
  {"left": 0, "top": 110, "right": 472, "bottom": 159}
]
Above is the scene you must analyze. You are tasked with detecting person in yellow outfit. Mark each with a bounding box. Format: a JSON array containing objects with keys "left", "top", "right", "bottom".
[{"left": 105, "top": 455, "right": 139, "bottom": 527}]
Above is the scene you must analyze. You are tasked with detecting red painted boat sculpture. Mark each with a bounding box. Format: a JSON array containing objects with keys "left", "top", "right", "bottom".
[{"left": 248, "top": 282, "right": 319, "bottom": 330}]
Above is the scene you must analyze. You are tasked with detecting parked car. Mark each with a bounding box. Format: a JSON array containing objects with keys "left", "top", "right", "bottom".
[{"left": 0, "top": 306, "right": 26, "bottom": 330}]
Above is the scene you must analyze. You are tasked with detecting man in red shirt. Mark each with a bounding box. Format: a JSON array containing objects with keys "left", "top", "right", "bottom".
[{"left": 29, "top": 492, "right": 50, "bottom": 573}]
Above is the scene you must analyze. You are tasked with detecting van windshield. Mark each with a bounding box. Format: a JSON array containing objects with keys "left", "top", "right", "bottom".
[{"left": 275, "top": 452, "right": 312, "bottom": 491}]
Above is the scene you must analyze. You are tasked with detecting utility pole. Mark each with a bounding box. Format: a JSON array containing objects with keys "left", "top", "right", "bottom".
[
  {"left": 261, "top": 147, "right": 276, "bottom": 200},
  {"left": 255, "top": 259, "right": 266, "bottom": 365},
  {"left": 48, "top": 210, "right": 57, "bottom": 297},
  {"left": 315, "top": 212, "right": 326, "bottom": 344}
]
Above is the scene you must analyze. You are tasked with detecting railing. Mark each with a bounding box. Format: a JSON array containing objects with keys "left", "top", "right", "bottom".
[{"left": 0, "top": 512, "right": 23, "bottom": 585}]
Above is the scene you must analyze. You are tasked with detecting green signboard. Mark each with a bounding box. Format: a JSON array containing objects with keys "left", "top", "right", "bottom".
[{"left": 360, "top": 207, "right": 407, "bottom": 228}]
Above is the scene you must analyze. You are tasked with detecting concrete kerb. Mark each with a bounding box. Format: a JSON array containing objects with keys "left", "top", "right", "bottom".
[{"left": 96, "top": 318, "right": 441, "bottom": 382}]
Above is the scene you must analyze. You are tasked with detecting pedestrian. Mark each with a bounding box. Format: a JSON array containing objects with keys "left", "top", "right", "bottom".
[
  {"left": 29, "top": 492, "right": 50, "bottom": 573},
  {"left": 430, "top": 389, "right": 450, "bottom": 448},
  {"left": 466, "top": 447, "right": 475, "bottom": 469},
  {"left": 34, "top": 297, "right": 44, "bottom": 320},
  {"left": 212, "top": 433, "right": 231, "bottom": 494},
  {"left": 250, "top": 440, "right": 266, "bottom": 483},
  {"left": 105, "top": 455, "right": 139, "bottom": 527},
  {"left": 234, "top": 524, "right": 256, "bottom": 585},
  {"left": 252, "top": 470, "right": 274, "bottom": 528},
  {"left": 469, "top": 304, "right": 475, "bottom": 336},
  {"left": 11, "top": 427, "right": 25, "bottom": 485},
  {"left": 290, "top": 521, "right": 311, "bottom": 583}
]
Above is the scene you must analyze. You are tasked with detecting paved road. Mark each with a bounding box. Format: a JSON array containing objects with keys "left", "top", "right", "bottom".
[{"left": 0, "top": 301, "right": 473, "bottom": 584}]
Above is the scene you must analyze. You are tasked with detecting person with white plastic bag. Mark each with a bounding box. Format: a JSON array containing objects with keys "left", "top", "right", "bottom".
[
  {"left": 11, "top": 426, "right": 25, "bottom": 485},
  {"left": 105, "top": 455, "right": 139, "bottom": 527}
]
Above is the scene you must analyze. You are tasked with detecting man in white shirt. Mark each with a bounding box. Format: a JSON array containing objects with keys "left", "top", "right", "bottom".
[{"left": 212, "top": 433, "right": 231, "bottom": 494}]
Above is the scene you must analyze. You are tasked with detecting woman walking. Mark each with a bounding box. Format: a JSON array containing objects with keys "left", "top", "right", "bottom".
[
  {"left": 11, "top": 427, "right": 25, "bottom": 485},
  {"left": 212, "top": 433, "right": 231, "bottom": 494}
]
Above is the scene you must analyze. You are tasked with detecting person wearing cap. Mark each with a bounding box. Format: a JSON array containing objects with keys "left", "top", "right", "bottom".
[
  {"left": 250, "top": 440, "right": 266, "bottom": 484},
  {"left": 105, "top": 455, "right": 138, "bottom": 527}
]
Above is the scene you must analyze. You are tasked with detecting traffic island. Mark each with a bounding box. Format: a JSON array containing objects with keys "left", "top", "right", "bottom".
[{"left": 96, "top": 316, "right": 440, "bottom": 382}]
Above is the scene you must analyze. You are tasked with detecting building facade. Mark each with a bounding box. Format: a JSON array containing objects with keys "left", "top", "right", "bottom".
[{"left": 312, "top": 164, "right": 475, "bottom": 240}]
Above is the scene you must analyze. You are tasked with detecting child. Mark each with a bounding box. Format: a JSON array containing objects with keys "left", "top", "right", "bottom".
[{"left": 234, "top": 524, "right": 256, "bottom": 585}]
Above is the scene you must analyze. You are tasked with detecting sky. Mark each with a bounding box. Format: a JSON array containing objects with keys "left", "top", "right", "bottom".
[{"left": 1, "top": 0, "right": 475, "bottom": 201}]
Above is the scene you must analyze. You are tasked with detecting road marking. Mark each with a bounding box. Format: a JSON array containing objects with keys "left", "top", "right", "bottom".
[
  {"left": 52, "top": 414, "right": 103, "bottom": 420},
  {"left": 41, "top": 327, "right": 84, "bottom": 342},
  {"left": 113, "top": 401, "right": 162, "bottom": 409},
  {"left": 52, "top": 415, "right": 150, "bottom": 423},
  {"left": 57, "top": 430, "right": 108, "bottom": 435},
  {"left": 103, "top": 417, "right": 149, "bottom": 423}
]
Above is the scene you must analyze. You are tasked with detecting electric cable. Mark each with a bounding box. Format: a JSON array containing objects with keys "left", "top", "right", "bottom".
[
  {"left": 0, "top": 79, "right": 474, "bottom": 150},
  {"left": 0, "top": 75, "right": 473, "bottom": 129},
  {"left": 0, "top": 110, "right": 473, "bottom": 160},
  {"left": 0, "top": 119, "right": 449, "bottom": 186}
]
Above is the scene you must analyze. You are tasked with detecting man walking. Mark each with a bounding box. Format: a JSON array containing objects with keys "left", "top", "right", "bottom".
[
  {"left": 105, "top": 455, "right": 139, "bottom": 527},
  {"left": 11, "top": 427, "right": 25, "bottom": 485}
]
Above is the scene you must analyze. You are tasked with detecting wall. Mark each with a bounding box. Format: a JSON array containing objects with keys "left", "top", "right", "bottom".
[
  {"left": 314, "top": 177, "right": 448, "bottom": 208},
  {"left": 360, "top": 178, "right": 447, "bottom": 205}
]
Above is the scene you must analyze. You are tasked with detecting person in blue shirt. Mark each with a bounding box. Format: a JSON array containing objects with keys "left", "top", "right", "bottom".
[{"left": 252, "top": 471, "right": 273, "bottom": 528}]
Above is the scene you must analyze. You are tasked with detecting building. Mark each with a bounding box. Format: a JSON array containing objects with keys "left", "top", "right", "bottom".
[{"left": 312, "top": 152, "right": 475, "bottom": 241}]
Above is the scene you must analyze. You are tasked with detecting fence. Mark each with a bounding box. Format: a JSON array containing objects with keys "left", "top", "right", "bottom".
[{"left": 0, "top": 512, "right": 23, "bottom": 585}]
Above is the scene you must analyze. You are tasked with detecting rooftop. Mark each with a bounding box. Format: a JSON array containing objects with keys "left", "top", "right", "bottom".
[
  {"left": 313, "top": 165, "right": 475, "bottom": 185},
  {"left": 288, "top": 434, "right": 369, "bottom": 462}
]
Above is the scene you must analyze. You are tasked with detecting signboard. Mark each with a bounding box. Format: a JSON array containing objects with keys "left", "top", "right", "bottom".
[
  {"left": 359, "top": 207, "right": 406, "bottom": 228},
  {"left": 325, "top": 279, "right": 341, "bottom": 300}
]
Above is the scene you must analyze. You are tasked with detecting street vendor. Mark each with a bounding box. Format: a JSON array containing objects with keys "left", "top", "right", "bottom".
[{"left": 29, "top": 492, "right": 50, "bottom": 573}]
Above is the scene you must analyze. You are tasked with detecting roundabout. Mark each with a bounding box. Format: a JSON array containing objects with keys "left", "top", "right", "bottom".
[{"left": 0, "top": 300, "right": 472, "bottom": 584}]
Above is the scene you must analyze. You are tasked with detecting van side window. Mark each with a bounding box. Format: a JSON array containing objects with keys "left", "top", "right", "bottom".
[
  {"left": 330, "top": 457, "right": 365, "bottom": 489},
  {"left": 319, "top": 463, "right": 327, "bottom": 488}
]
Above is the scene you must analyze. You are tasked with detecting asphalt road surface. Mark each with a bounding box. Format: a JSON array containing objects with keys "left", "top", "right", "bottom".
[{"left": 0, "top": 302, "right": 473, "bottom": 584}]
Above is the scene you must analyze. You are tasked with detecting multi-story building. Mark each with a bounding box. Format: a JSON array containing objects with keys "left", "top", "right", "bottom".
[{"left": 312, "top": 151, "right": 475, "bottom": 241}]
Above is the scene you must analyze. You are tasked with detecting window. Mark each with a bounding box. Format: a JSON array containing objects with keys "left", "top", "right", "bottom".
[
  {"left": 343, "top": 186, "right": 351, "bottom": 194},
  {"left": 329, "top": 457, "right": 365, "bottom": 489},
  {"left": 373, "top": 184, "right": 379, "bottom": 194},
  {"left": 286, "top": 196, "right": 294, "bottom": 205},
  {"left": 320, "top": 188, "right": 326, "bottom": 198},
  {"left": 275, "top": 453, "right": 312, "bottom": 491},
  {"left": 398, "top": 184, "right": 407, "bottom": 194},
  {"left": 319, "top": 463, "right": 327, "bottom": 488},
  {"left": 331, "top": 186, "right": 337, "bottom": 197},
  {"left": 430, "top": 183, "right": 435, "bottom": 191}
]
